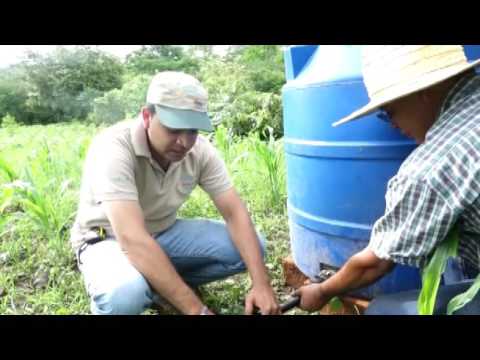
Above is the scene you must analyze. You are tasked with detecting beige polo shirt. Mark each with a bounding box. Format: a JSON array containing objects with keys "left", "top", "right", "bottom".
[{"left": 70, "top": 117, "right": 232, "bottom": 252}]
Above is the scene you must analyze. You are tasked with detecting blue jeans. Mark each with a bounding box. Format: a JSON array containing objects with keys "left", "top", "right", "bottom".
[{"left": 78, "top": 219, "right": 266, "bottom": 315}]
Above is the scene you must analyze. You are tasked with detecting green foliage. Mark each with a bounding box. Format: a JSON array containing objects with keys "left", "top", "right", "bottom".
[
  {"left": 1, "top": 45, "right": 287, "bottom": 138},
  {"left": 447, "top": 274, "right": 480, "bottom": 314},
  {"left": 0, "top": 68, "right": 34, "bottom": 124},
  {"left": 125, "top": 45, "right": 200, "bottom": 76},
  {"left": 88, "top": 74, "right": 151, "bottom": 125},
  {"left": 197, "top": 47, "right": 285, "bottom": 139},
  {"left": 233, "top": 45, "right": 286, "bottom": 93},
  {"left": 249, "top": 130, "right": 286, "bottom": 212},
  {"left": 19, "top": 46, "right": 124, "bottom": 123},
  {"left": 88, "top": 88, "right": 125, "bottom": 125},
  {"left": 417, "top": 226, "right": 459, "bottom": 315},
  {"left": 0, "top": 157, "right": 18, "bottom": 182},
  {"left": 219, "top": 91, "right": 283, "bottom": 139}
]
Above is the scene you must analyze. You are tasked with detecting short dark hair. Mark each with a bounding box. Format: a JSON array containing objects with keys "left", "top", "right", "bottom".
[{"left": 145, "top": 103, "right": 156, "bottom": 114}]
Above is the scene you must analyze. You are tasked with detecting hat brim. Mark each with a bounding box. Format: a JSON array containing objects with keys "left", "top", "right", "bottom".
[
  {"left": 155, "top": 105, "right": 213, "bottom": 132},
  {"left": 332, "top": 58, "right": 480, "bottom": 127}
]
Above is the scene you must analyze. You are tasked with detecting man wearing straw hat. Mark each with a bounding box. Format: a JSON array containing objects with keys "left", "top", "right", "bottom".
[
  {"left": 70, "top": 71, "right": 280, "bottom": 315},
  {"left": 294, "top": 45, "right": 480, "bottom": 314}
]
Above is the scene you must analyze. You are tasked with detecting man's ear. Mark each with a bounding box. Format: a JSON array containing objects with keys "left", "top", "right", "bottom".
[{"left": 141, "top": 107, "right": 151, "bottom": 129}]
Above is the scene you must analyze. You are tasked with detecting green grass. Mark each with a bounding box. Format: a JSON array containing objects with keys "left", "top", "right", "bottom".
[{"left": 0, "top": 122, "right": 309, "bottom": 315}]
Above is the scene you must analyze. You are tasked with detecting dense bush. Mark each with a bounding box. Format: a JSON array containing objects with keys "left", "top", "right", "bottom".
[
  {"left": 216, "top": 91, "right": 283, "bottom": 139},
  {"left": 0, "top": 68, "right": 35, "bottom": 124},
  {"left": 197, "top": 46, "right": 285, "bottom": 139},
  {"left": 88, "top": 74, "right": 151, "bottom": 125}
]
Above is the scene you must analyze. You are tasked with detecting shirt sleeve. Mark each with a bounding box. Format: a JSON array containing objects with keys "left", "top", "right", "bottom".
[
  {"left": 198, "top": 138, "right": 233, "bottom": 198},
  {"left": 87, "top": 137, "right": 139, "bottom": 203},
  {"left": 367, "top": 174, "right": 457, "bottom": 268}
]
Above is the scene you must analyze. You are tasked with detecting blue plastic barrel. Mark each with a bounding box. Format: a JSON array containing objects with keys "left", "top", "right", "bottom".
[
  {"left": 282, "top": 45, "right": 480, "bottom": 298},
  {"left": 465, "top": 45, "right": 480, "bottom": 73}
]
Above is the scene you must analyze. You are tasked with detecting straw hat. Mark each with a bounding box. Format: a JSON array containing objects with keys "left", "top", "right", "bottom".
[{"left": 332, "top": 45, "right": 480, "bottom": 127}]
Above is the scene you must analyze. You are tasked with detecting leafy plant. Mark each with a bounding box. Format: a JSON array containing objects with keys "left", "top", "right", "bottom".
[
  {"left": 447, "top": 274, "right": 480, "bottom": 314},
  {"left": 417, "top": 226, "right": 459, "bottom": 315},
  {"left": 0, "top": 157, "right": 18, "bottom": 182}
]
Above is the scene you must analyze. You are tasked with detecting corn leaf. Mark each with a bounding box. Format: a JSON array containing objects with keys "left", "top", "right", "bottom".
[
  {"left": 21, "top": 199, "right": 50, "bottom": 229},
  {"left": 447, "top": 274, "right": 480, "bottom": 315},
  {"left": 417, "top": 225, "right": 459, "bottom": 315},
  {"left": 0, "top": 157, "right": 17, "bottom": 182},
  {"left": 0, "top": 187, "right": 15, "bottom": 213}
]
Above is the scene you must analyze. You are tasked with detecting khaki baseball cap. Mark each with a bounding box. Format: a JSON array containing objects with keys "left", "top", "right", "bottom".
[{"left": 146, "top": 71, "right": 213, "bottom": 132}]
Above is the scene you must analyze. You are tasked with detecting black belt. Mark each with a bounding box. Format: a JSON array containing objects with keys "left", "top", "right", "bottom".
[{"left": 77, "top": 227, "right": 108, "bottom": 265}]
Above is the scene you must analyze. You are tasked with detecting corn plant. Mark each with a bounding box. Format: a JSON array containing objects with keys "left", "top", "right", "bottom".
[
  {"left": 447, "top": 274, "right": 480, "bottom": 314},
  {"left": 417, "top": 226, "right": 459, "bottom": 315},
  {"left": 0, "top": 185, "right": 14, "bottom": 213},
  {"left": 15, "top": 179, "right": 58, "bottom": 237},
  {"left": 0, "top": 157, "right": 18, "bottom": 182},
  {"left": 213, "top": 124, "right": 232, "bottom": 164},
  {"left": 250, "top": 128, "right": 286, "bottom": 213},
  {"left": 0, "top": 186, "right": 14, "bottom": 237},
  {"left": 418, "top": 227, "right": 480, "bottom": 315}
]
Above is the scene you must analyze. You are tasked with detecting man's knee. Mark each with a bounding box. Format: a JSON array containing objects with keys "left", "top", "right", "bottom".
[
  {"left": 225, "top": 231, "right": 266, "bottom": 268},
  {"left": 91, "top": 276, "right": 152, "bottom": 315}
]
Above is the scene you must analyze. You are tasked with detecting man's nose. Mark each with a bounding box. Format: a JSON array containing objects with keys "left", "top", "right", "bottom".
[{"left": 176, "top": 132, "right": 192, "bottom": 148}]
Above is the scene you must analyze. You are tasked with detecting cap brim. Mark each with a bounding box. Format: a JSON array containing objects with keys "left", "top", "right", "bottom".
[
  {"left": 155, "top": 105, "right": 213, "bottom": 132},
  {"left": 332, "top": 58, "right": 480, "bottom": 127}
]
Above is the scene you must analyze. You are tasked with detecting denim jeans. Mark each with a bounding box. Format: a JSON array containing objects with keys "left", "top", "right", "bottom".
[{"left": 78, "top": 219, "right": 266, "bottom": 315}]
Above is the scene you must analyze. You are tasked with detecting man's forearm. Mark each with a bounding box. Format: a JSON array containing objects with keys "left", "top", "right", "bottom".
[
  {"left": 320, "top": 250, "right": 394, "bottom": 298},
  {"left": 120, "top": 233, "right": 203, "bottom": 314}
]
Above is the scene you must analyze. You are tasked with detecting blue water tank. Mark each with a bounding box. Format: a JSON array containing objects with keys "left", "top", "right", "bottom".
[
  {"left": 465, "top": 45, "right": 480, "bottom": 73},
  {"left": 282, "top": 45, "right": 480, "bottom": 298}
]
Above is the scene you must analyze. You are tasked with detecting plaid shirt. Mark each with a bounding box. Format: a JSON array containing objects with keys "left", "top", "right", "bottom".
[{"left": 368, "top": 72, "right": 480, "bottom": 270}]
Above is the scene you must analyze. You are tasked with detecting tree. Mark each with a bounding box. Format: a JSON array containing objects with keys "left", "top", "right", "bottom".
[
  {"left": 88, "top": 74, "right": 152, "bottom": 125},
  {"left": 197, "top": 53, "right": 284, "bottom": 139},
  {"left": 0, "top": 66, "right": 33, "bottom": 124},
  {"left": 232, "top": 45, "right": 286, "bottom": 93},
  {"left": 186, "top": 45, "right": 215, "bottom": 59},
  {"left": 125, "top": 45, "right": 200, "bottom": 76},
  {"left": 19, "top": 46, "right": 125, "bottom": 123}
]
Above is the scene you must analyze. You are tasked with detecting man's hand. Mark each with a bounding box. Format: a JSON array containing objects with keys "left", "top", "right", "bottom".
[
  {"left": 293, "top": 283, "right": 331, "bottom": 312},
  {"left": 245, "top": 283, "right": 280, "bottom": 315},
  {"left": 292, "top": 249, "right": 395, "bottom": 313}
]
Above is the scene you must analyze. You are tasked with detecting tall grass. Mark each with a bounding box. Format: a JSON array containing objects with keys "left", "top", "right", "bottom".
[
  {"left": 0, "top": 123, "right": 99, "bottom": 314},
  {"left": 249, "top": 128, "right": 286, "bottom": 213},
  {"left": 0, "top": 157, "right": 18, "bottom": 182}
]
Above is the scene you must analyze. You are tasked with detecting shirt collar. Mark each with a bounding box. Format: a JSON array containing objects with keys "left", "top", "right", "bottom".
[
  {"left": 130, "top": 116, "right": 151, "bottom": 159},
  {"left": 425, "top": 72, "right": 480, "bottom": 141}
]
